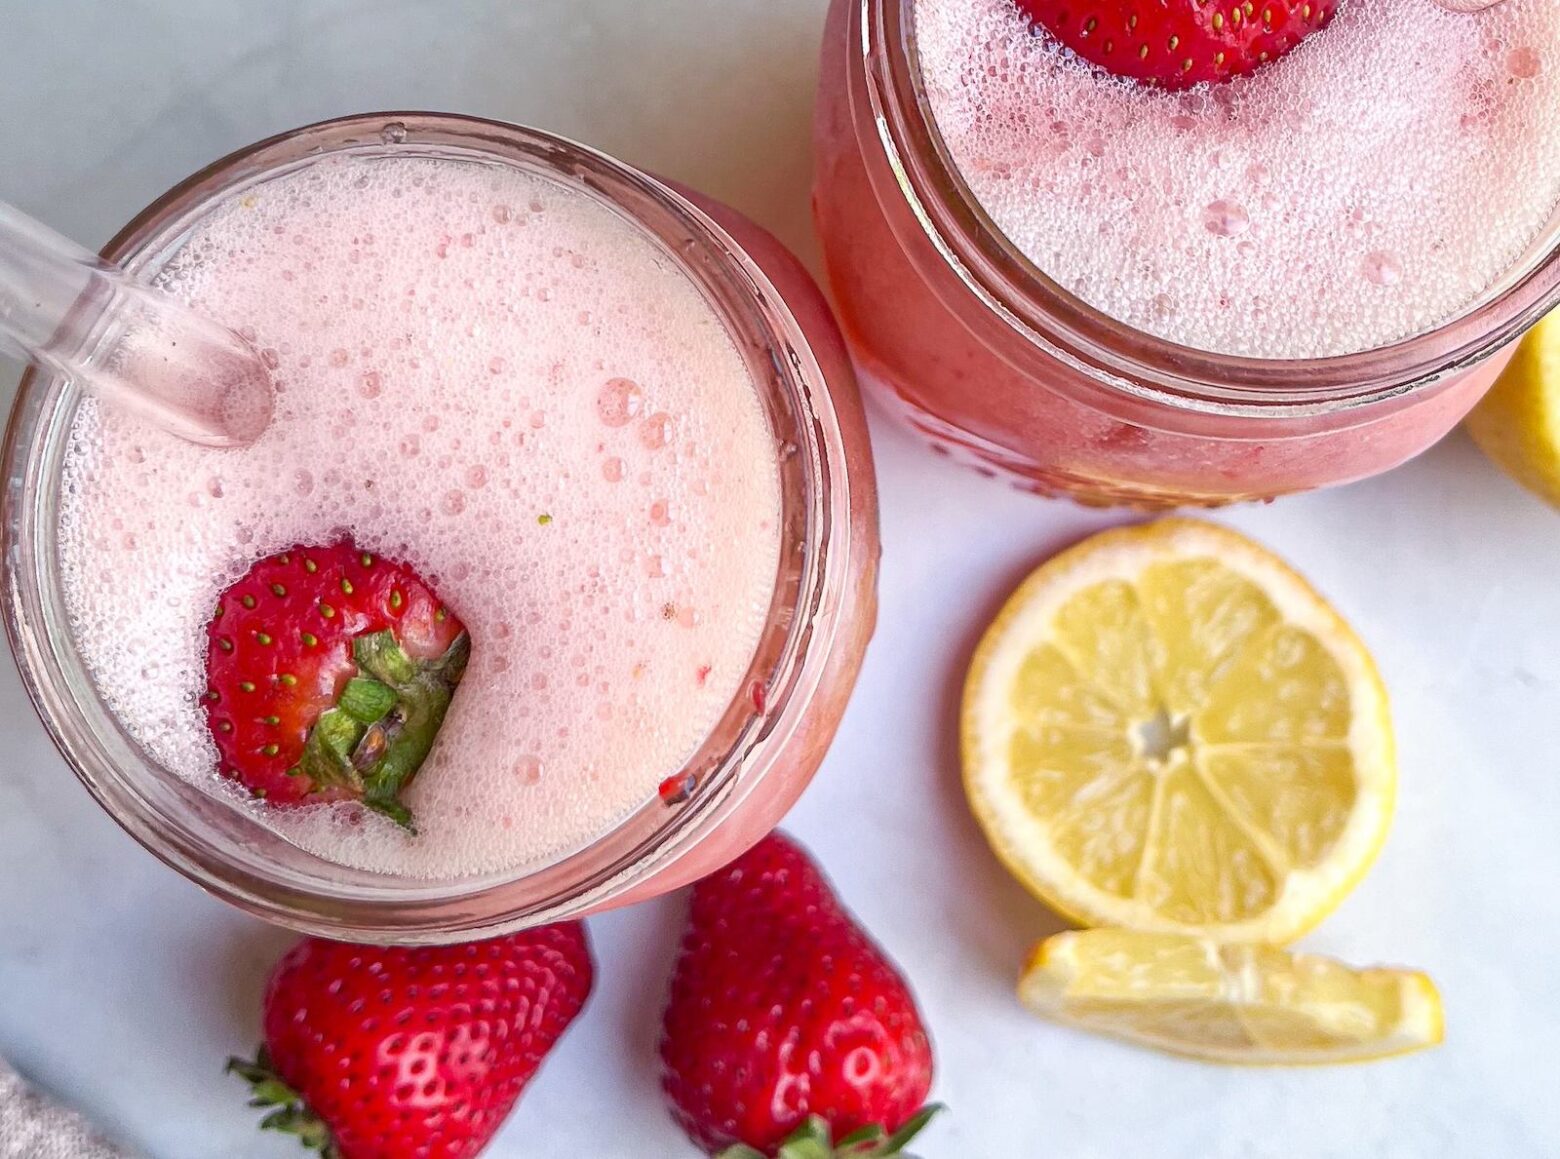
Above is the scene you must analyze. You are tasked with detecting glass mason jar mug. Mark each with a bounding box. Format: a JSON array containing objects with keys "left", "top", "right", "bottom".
[
  {"left": 1, "top": 114, "right": 879, "bottom": 942},
  {"left": 813, "top": 0, "right": 1560, "bottom": 507}
]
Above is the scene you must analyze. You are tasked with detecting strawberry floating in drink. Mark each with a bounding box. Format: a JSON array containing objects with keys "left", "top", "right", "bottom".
[
  {"left": 1015, "top": 0, "right": 1338, "bottom": 90},
  {"left": 660, "top": 832, "right": 940, "bottom": 1157},
  {"left": 229, "top": 923, "right": 593, "bottom": 1159},
  {"left": 203, "top": 541, "right": 468, "bottom": 829}
]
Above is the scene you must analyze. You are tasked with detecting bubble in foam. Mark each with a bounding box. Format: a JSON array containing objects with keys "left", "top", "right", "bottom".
[
  {"left": 514, "top": 754, "right": 543, "bottom": 785},
  {"left": 640, "top": 412, "right": 672, "bottom": 450},
  {"left": 1202, "top": 199, "right": 1250, "bottom": 238},
  {"left": 1361, "top": 250, "right": 1405, "bottom": 286},
  {"left": 55, "top": 151, "right": 783, "bottom": 881},
  {"left": 1507, "top": 46, "right": 1542, "bottom": 80},
  {"left": 914, "top": 0, "right": 1560, "bottom": 358},
  {"left": 596, "top": 377, "right": 644, "bottom": 427}
]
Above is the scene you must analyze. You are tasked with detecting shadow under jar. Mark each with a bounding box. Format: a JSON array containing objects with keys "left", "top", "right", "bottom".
[
  {"left": 813, "top": 0, "right": 1560, "bottom": 507},
  {"left": 2, "top": 114, "right": 878, "bottom": 942}
]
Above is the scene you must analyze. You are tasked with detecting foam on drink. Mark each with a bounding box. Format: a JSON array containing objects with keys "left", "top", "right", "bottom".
[
  {"left": 914, "top": 0, "right": 1560, "bottom": 358},
  {"left": 57, "top": 154, "right": 784, "bottom": 878}
]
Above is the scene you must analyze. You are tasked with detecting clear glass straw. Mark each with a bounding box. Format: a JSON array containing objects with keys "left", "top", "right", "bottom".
[{"left": 0, "top": 199, "right": 273, "bottom": 448}]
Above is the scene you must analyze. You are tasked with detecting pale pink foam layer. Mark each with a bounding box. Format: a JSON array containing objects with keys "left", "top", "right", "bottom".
[
  {"left": 58, "top": 154, "right": 782, "bottom": 878},
  {"left": 915, "top": 0, "right": 1560, "bottom": 358}
]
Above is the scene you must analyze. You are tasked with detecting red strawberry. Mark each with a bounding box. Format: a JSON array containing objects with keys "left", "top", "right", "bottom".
[
  {"left": 659, "top": 833, "right": 939, "bottom": 1158},
  {"left": 1016, "top": 0, "right": 1338, "bottom": 91},
  {"left": 204, "top": 541, "right": 468, "bottom": 828},
  {"left": 229, "top": 923, "right": 593, "bottom": 1159}
]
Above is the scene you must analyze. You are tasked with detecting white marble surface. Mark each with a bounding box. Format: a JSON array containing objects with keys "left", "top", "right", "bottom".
[{"left": 2, "top": 2, "right": 1559, "bottom": 1156}]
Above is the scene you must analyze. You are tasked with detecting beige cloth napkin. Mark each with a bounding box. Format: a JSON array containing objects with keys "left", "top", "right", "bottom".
[{"left": 0, "top": 1058, "right": 133, "bottom": 1158}]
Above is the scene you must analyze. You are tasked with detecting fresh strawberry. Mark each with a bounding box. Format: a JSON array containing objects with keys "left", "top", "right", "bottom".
[
  {"left": 203, "top": 540, "right": 468, "bottom": 828},
  {"left": 229, "top": 924, "right": 593, "bottom": 1159},
  {"left": 1016, "top": 0, "right": 1338, "bottom": 90},
  {"left": 659, "top": 833, "right": 939, "bottom": 1158}
]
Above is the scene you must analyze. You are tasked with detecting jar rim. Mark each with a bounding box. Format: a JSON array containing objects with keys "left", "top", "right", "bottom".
[
  {"left": 859, "top": 0, "right": 1560, "bottom": 417},
  {"left": 1, "top": 112, "right": 856, "bottom": 940}
]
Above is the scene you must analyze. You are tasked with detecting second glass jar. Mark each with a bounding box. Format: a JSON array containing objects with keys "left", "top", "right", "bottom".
[{"left": 812, "top": 0, "right": 1560, "bottom": 507}]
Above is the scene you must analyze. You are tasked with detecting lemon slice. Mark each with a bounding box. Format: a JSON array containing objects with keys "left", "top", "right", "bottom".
[
  {"left": 961, "top": 519, "right": 1394, "bottom": 943},
  {"left": 1466, "top": 308, "right": 1560, "bottom": 508},
  {"left": 1019, "top": 929, "right": 1442, "bottom": 1065}
]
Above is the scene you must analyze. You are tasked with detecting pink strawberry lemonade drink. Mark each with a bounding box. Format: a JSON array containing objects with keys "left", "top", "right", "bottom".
[
  {"left": 4, "top": 116, "right": 877, "bottom": 937},
  {"left": 814, "top": 0, "right": 1560, "bottom": 505}
]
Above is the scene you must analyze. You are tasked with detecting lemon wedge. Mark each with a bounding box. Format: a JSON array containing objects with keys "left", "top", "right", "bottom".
[
  {"left": 961, "top": 519, "right": 1394, "bottom": 944},
  {"left": 1019, "top": 929, "right": 1442, "bottom": 1065},
  {"left": 1466, "top": 308, "right": 1560, "bottom": 508}
]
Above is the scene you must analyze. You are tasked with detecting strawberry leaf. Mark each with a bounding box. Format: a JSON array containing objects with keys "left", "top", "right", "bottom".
[
  {"left": 364, "top": 793, "right": 416, "bottom": 833},
  {"left": 226, "top": 1049, "right": 298, "bottom": 1107},
  {"left": 778, "top": 1140, "right": 833, "bottom": 1159},
  {"left": 881, "top": 1104, "right": 943, "bottom": 1154},
  {"left": 717, "top": 1109, "right": 944, "bottom": 1159},
  {"left": 351, "top": 631, "right": 469, "bottom": 829},
  {"left": 774, "top": 1118, "right": 835, "bottom": 1159},
  {"left": 353, "top": 630, "right": 417, "bottom": 685},
  {"left": 228, "top": 1047, "right": 342, "bottom": 1158},
  {"left": 836, "top": 1124, "right": 886, "bottom": 1150},
  {"left": 338, "top": 677, "right": 396, "bottom": 724},
  {"left": 298, "top": 709, "right": 365, "bottom": 793}
]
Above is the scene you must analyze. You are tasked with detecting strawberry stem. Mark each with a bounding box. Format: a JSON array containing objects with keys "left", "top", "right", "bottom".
[
  {"left": 227, "top": 1047, "right": 342, "bottom": 1159},
  {"left": 353, "top": 631, "right": 469, "bottom": 832},
  {"left": 296, "top": 630, "right": 469, "bottom": 831}
]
